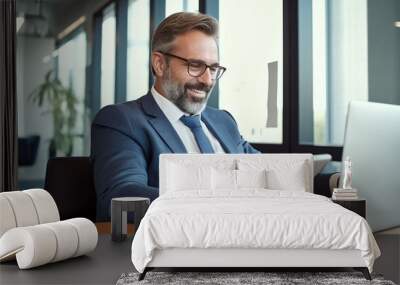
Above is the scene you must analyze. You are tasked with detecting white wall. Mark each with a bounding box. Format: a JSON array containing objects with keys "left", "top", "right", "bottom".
[{"left": 368, "top": 0, "right": 400, "bottom": 105}]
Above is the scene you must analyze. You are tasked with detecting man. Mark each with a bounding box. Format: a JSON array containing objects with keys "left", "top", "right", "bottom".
[{"left": 91, "top": 12, "right": 259, "bottom": 220}]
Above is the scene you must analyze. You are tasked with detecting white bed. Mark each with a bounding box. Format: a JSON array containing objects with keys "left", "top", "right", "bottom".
[{"left": 131, "top": 154, "right": 380, "bottom": 280}]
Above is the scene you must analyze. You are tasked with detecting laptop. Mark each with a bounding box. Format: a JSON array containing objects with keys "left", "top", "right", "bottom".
[{"left": 342, "top": 101, "right": 400, "bottom": 232}]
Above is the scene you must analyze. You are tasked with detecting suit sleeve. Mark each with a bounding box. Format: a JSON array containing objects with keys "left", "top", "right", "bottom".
[
  {"left": 91, "top": 106, "right": 158, "bottom": 219},
  {"left": 223, "top": 110, "right": 261, "bottom": 154}
]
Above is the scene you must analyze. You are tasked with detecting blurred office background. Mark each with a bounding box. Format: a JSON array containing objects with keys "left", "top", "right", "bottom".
[{"left": 15, "top": 0, "right": 400, "bottom": 188}]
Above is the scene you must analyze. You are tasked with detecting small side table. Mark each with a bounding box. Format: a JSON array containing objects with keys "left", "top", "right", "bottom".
[
  {"left": 332, "top": 198, "right": 366, "bottom": 218},
  {"left": 111, "top": 197, "right": 150, "bottom": 241}
]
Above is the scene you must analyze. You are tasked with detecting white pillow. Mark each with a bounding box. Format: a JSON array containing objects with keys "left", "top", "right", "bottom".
[
  {"left": 211, "top": 169, "right": 268, "bottom": 190},
  {"left": 211, "top": 168, "right": 237, "bottom": 190},
  {"left": 236, "top": 169, "right": 268, "bottom": 189},
  {"left": 266, "top": 164, "right": 306, "bottom": 191},
  {"left": 237, "top": 159, "right": 308, "bottom": 191},
  {"left": 167, "top": 163, "right": 212, "bottom": 191}
]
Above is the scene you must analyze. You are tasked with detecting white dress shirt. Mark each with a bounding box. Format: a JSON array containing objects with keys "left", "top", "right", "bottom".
[{"left": 151, "top": 86, "right": 225, "bottom": 154}]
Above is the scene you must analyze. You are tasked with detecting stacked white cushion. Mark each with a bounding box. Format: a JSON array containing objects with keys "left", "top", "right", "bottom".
[
  {"left": 0, "top": 189, "right": 59, "bottom": 237},
  {"left": 0, "top": 196, "right": 17, "bottom": 237},
  {"left": 1, "top": 191, "right": 40, "bottom": 227},
  {"left": 24, "top": 188, "right": 60, "bottom": 224},
  {"left": 0, "top": 225, "right": 57, "bottom": 267},
  {"left": 0, "top": 218, "right": 98, "bottom": 269},
  {"left": 42, "top": 221, "right": 79, "bottom": 262},
  {"left": 64, "top": 218, "right": 98, "bottom": 257},
  {"left": 0, "top": 189, "right": 98, "bottom": 269}
]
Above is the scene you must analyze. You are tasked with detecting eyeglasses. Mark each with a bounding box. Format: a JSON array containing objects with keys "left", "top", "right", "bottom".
[{"left": 160, "top": 52, "right": 226, "bottom": 80}]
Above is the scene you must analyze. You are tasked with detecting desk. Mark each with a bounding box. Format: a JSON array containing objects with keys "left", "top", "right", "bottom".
[{"left": 0, "top": 234, "right": 134, "bottom": 285}]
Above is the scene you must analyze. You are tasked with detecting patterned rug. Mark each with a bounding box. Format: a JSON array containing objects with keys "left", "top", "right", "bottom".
[{"left": 116, "top": 271, "right": 396, "bottom": 285}]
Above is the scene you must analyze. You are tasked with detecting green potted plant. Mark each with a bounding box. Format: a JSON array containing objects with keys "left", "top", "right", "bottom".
[{"left": 30, "top": 70, "right": 81, "bottom": 158}]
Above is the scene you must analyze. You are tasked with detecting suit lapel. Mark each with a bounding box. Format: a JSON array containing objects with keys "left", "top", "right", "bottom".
[
  {"left": 201, "top": 109, "right": 236, "bottom": 153},
  {"left": 140, "top": 93, "right": 187, "bottom": 153}
]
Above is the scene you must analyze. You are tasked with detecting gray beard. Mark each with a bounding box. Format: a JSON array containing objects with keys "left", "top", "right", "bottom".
[{"left": 161, "top": 70, "right": 214, "bottom": 115}]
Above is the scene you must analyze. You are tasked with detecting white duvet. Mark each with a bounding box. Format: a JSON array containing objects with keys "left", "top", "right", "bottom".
[{"left": 131, "top": 190, "right": 380, "bottom": 273}]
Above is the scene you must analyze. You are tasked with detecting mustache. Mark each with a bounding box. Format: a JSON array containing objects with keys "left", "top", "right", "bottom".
[{"left": 184, "top": 82, "right": 212, "bottom": 93}]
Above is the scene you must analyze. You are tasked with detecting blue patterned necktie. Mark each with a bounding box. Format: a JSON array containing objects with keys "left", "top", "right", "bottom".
[{"left": 180, "top": 115, "right": 214, "bottom": 153}]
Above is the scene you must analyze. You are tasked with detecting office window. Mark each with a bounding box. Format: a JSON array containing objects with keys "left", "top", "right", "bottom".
[
  {"left": 101, "top": 3, "right": 117, "bottom": 107},
  {"left": 127, "top": 0, "right": 150, "bottom": 101},
  {"left": 57, "top": 30, "right": 87, "bottom": 155},
  {"left": 219, "top": 0, "right": 283, "bottom": 144},
  {"left": 165, "top": 0, "right": 199, "bottom": 17},
  {"left": 298, "top": 0, "right": 368, "bottom": 146}
]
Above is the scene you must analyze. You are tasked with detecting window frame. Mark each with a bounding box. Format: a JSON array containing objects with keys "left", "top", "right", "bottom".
[
  {"left": 115, "top": 0, "right": 129, "bottom": 104},
  {"left": 91, "top": 0, "right": 122, "bottom": 116},
  {"left": 199, "top": 0, "right": 219, "bottom": 109},
  {"left": 288, "top": 0, "right": 343, "bottom": 161},
  {"left": 91, "top": 1, "right": 111, "bottom": 118}
]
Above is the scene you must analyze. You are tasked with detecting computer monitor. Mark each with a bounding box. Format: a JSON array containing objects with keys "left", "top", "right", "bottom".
[{"left": 342, "top": 101, "right": 400, "bottom": 232}]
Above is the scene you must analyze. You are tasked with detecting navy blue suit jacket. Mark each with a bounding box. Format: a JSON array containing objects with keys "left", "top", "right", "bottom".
[{"left": 91, "top": 92, "right": 259, "bottom": 220}]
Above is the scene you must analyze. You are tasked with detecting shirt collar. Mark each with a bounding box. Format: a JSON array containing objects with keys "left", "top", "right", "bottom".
[{"left": 151, "top": 85, "right": 204, "bottom": 122}]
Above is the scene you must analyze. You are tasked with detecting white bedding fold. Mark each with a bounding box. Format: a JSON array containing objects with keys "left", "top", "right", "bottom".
[{"left": 131, "top": 190, "right": 380, "bottom": 273}]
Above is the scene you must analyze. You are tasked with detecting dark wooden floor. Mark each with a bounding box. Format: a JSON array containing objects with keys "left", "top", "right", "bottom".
[{"left": 1, "top": 231, "right": 398, "bottom": 284}]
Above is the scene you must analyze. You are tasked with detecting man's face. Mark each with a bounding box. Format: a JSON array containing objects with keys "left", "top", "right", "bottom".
[{"left": 158, "top": 31, "right": 219, "bottom": 114}]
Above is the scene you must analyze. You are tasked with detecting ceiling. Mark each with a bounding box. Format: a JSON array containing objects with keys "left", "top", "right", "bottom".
[{"left": 16, "top": 0, "right": 86, "bottom": 37}]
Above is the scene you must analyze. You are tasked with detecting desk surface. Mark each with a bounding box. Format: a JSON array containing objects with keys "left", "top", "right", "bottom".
[{"left": 0, "top": 235, "right": 134, "bottom": 285}]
